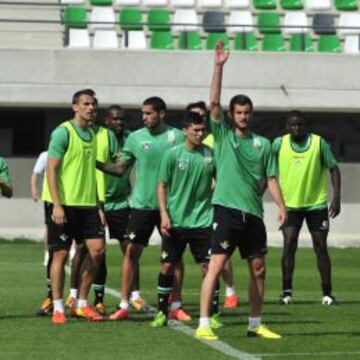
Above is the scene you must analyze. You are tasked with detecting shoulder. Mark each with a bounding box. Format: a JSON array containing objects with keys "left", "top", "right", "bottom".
[
  {"left": 128, "top": 128, "right": 145, "bottom": 140},
  {"left": 0, "top": 157, "right": 6, "bottom": 168}
]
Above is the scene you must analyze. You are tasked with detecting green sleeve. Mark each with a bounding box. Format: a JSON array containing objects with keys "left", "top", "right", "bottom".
[
  {"left": 272, "top": 137, "right": 282, "bottom": 157},
  {"left": 320, "top": 138, "right": 337, "bottom": 169},
  {"left": 0, "top": 158, "right": 12, "bottom": 185},
  {"left": 265, "top": 140, "right": 277, "bottom": 178},
  {"left": 48, "top": 127, "right": 69, "bottom": 160},
  {"left": 158, "top": 150, "right": 173, "bottom": 184},
  {"left": 122, "top": 134, "right": 136, "bottom": 162},
  {"left": 107, "top": 129, "right": 120, "bottom": 162}
]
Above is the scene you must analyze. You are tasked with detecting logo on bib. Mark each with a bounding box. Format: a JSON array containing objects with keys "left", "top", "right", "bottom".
[
  {"left": 178, "top": 159, "right": 189, "bottom": 171},
  {"left": 141, "top": 141, "right": 152, "bottom": 152}
]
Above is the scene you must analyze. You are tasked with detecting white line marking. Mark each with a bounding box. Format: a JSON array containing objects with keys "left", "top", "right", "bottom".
[{"left": 256, "top": 351, "right": 360, "bottom": 358}]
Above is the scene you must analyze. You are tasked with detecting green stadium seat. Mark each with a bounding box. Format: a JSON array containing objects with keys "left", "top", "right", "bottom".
[
  {"left": 150, "top": 31, "right": 174, "bottom": 49},
  {"left": 178, "top": 32, "right": 202, "bottom": 50},
  {"left": 62, "top": 7, "right": 87, "bottom": 29},
  {"left": 335, "top": 0, "right": 358, "bottom": 10},
  {"left": 90, "top": 0, "right": 113, "bottom": 5},
  {"left": 258, "top": 13, "right": 281, "bottom": 34},
  {"left": 253, "top": 0, "right": 277, "bottom": 9},
  {"left": 317, "top": 35, "right": 341, "bottom": 53},
  {"left": 148, "top": 9, "right": 171, "bottom": 32},
  {"left": 280, "top": 0, "right": 304, "bottom": 9},
  {"left": 289, "top": 34, "right": 313, "bottom": 52},
  {"left": 234, "top": 33, "right": 257, "bottom": 51},
  {"left": 206, "top": 33, "right": 230, "bottom": 49},
  {"left": 262, "top": 34, "right": 285, "bottom": 51},
  {"left": 119, "top": 8, "right": 142, "bottom": 31}
]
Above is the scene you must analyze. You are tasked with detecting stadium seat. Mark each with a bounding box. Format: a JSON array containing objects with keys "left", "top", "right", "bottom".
[
  {"left": 116, "top": 0, "right": 141, "bottom": 5},
  {"left": 206, "top": 32, "right": 230, "bottom": 49},
  {"left": 344, "top": 35, "right": 360, "bottom": 53},
  {"left": 143, "top": 0, "right": 169, "bottom": 7},
  {"left": 228, "top": 11, "right": 254, "bottom": 34},
  {"left": 61, "top": 0, "right": 85, "bottom": 4},
  {"left": 338, "top": 13, "right": 360, "bottom": 36},
  {"left": 170, "top": 0, "right": 196, "bottom": 7},
  {"left": 67, "top": 29, "right": 90, "bottom": 47},
  {"left": 150, "top": 31, "right": 175, "bottom": 49},
  {"left": 121, "top": 30, "right": 147, "bottom": 48},
  {"left": 253, "top": 0, "right": 277, "bottom": 10},
  {"left": 119, "top": 8, "right": 143, "bottom": 30},
  {"left": 203, "top": 11, "right": 226, "bottom": 32},
  {"left": 198, "top": 0, "right": 223, "bottom": 8},
  {"left": 305, "top": 0, "right": 331, "bottom": 10},
  {"left": 93, "top": 30, "right": 118, "bottom": 48},
  {"left": 258, "top": 12, "right": 281, "bottom": 34},
  {"left": 224, "top": 0, "right": 250, "bottom": 8},
  {"left": 280, "top": 0, "right": 304, "bottom": 9},
  {"left": 178, "top": 31, "right": 202, "bottom": 49},
  {"left": 262, "top": 33, "right": 285, "bottom": 51},
  {"left": 335, "top": 0, "right": 358, "bottom": 10},
  {"left": 148, "top": 9, "right": 171, "bottom": 31},
  {"left": 90, "top": 0, "right": 113, "bottom": 5},
  {"left": 90, "top": 7, "right": 116, "bottom": 29},
  {"left": 317, "top": 34, "right": 341, "bottom": 52},
  {"left": 289, "top": 33, "right": 313, "bottom": 51},
  {"left": 283, "top": 12, "right": 308, "bottom": 34},
  {"left": 233, "top": 32, "right": 257, "bottom": 50},
  {"left": 313, "top": 14, "right": 336, "bottom": 35},
  {"left": 173, "top": 9, "right": 198, "bottom": 32},
  {"left": 62, "top": 7, "right": 88, "bottom": 29}
]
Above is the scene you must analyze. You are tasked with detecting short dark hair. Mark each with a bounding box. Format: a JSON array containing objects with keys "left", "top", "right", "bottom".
[
  {"left": 106, "top": 105, "right": 124, "bottom": 117},
  {"left": 287, "top": 110, "right": 305, "bottom": 122},
  {"left": 186, "top": 101, "right": 207, "bottom": 112},
  {"left": 143, "top": 97, "right": 166, "bottom": 112},
  {"left": 72, "top": 89, "right": 96, "bottom": 104},
  {"left": 182, "top": 111, "right": 205, "bottom": 128},
  {"left": 229, "top": 94, "right": 253, "bottom": 114}
]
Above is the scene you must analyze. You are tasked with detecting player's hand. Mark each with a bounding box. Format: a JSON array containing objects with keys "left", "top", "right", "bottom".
[
  {"left": 214, "top": 41, "right": 230, "bottom": 66},
  {"left": 31, "top": 188, "right": 39, "bottom": 202},
  {"left": 329, "top": 198, "right": 341, "bottom": 218},
  {"left": 278, "top": 205, "right": 287, "bottom": 230},
  {"left": 52, "top": 204, "right": 66, "bottom": 226},
  {"left": 160, "top": 213, "right": 172, "bottom": 238}
]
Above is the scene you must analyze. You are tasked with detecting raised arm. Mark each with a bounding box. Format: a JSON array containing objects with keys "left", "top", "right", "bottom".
[
  {"left": 96, "top": 159, "right": 130, "bottom": 177},
  {"left": 329, "top": 165, "right": 341, "bottom": 218},
  {"left": 30, "top": 172, "right": 39, "bottom": 201},
  {"left": 267, "top": 177, "right": 287, "bottom": 229},
  {"left": 210, "top": 41, "right": 230, "bottom": 122},
  {"left": 157, "top": 181, "right": 171, "bottom": 237}
]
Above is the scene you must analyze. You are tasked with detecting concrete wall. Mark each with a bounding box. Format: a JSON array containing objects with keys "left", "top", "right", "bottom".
[{"left": 1, "top": 49, "right": 360, "bottom": 111}]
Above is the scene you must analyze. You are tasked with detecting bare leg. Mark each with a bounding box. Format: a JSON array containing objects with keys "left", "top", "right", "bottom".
[
  {"left": 50, "top": 248, "right": 69, "bottom": 300},
  {"left": 247, "top": 256, "right": 266, "bottom": 317}
]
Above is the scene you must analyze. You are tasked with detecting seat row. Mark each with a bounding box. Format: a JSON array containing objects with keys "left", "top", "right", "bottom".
[
  {"left": 60, "top": 0, "right": 359, "bottom": 11},
  {"left": 67, "top": 28, "right": 360, "bottom": 52},
  {"left": 62, "top": 6, "right": 360, "bottom": 36}
]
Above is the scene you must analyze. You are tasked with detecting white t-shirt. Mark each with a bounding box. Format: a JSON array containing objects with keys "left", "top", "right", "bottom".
[{"left": 33, "top": 151, "right": 48, "bottom": 174}]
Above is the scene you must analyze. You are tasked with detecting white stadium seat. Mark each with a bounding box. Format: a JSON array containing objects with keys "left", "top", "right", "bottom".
[
  {"left": 90, "top": 7, "right": 116, "bottom": 29},
  {"left": 121, "top": 30, "right": 147, "bottom": 49},
  {"left": 172, "top": 9, "right": 198, "bottom": 32},
  {"left": 283, "top": 12, "right": 309, "bottom": 34},
  {"left": 228, "top": 11, "right": 253, "bottom": 34},
  {"left": 93, "top": 30, "right": 118, "bottom": 48},
  {"left": 68, "top": 29, "right": 90, "bottom": 48}
]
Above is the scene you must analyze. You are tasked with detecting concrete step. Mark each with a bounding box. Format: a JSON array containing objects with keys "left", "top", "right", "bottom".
[{"left": 0, "top": 30, "right": 63, "bottom": 47}]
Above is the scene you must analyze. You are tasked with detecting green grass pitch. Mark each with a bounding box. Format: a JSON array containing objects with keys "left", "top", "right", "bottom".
[{"left": 0, "top": 239, "right": 359, "bottom": 360}]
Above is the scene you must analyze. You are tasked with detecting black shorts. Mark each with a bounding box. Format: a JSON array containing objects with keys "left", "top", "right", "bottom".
[
  {"left": 211, "top": 205, "right": 267, "bottom": 259},
  {"left": 45, "top": 203, "right": 105, "bottom": 250},
  {"left": 105, "top": 208, "right": 130, "bottom": 242},
  {"left": 126, "top": 208, "right": 160, "bottom": 246},
  {"left": 44, "top": 202, "right": 51, "bottom": 225},
  {"left": 285, "top": 208, "right": 329, "bottom": 232},
  {"left": 161, "top": 227, "right": 212, "bottom": 264}
]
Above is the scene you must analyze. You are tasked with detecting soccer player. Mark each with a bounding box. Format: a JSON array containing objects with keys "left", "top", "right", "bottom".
[
  {"left": 187, "top": 100, "right": 240, "bottom": 309},
  {"left": 97, "top": 97, "right": 184, "bottom": 321},
  {"left": 43, "top": 89, "right": 105, "bottom": 324},
  {"left": 151, "top": 111, "right": 222, "bottom": 328},
  {"left": 274, "top": 110, "right": 341, "bottom": 306},
  {"left": 0, "top": 157, "right": 13, "bottom": 198},
  {"left": 195, "top": 42, "right": 287, "bottom": 341}
]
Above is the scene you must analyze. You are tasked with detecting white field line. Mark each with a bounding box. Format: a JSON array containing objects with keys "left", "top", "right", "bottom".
[{"left": 256, "top": 351, "right": 360, "bottom": 358}]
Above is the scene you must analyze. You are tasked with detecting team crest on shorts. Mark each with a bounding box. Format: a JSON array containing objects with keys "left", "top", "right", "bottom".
[
  {"left": 161, "top": 251, "right": 168, "bottom": 260},
  {"left": 178, "top": 159, "right": 189, "bottom": 171},
  {"left": 220, "top": 240, "right": 230, "bottom": 250},
  {"left": 141, "top": 141, "right": 152, "bottom": 152}
]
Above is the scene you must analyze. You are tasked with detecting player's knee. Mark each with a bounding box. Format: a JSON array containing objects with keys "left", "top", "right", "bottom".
[
  {"left": 161, "top": 262, "right": 174, "bottom": 275},
  {"left": 252, "top": 258, "right": 266, "bottom": 279}
]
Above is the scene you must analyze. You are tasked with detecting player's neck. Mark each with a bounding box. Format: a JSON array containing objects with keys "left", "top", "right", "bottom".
[
  {"left": 148, "top": 121, "right": 167, "bottom": 135},
  {"left": 73, "top": 116, "right": 90, "bottom": 129},
  {"left": 185, "top": 139, "right": 201, "bottom": 151},
  {"left": 235, "top": 127, "right": 249, "bottom": 138}
]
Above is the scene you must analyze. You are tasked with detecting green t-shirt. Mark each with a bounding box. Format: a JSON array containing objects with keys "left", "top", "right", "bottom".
[
  {"left": 272, "top": 134, "right": 337, "bottom": 211},
  {"left": 122, "top": 126, "right": 184, "bottom": 209},
  {"left": 0, "top": 157, "right": 12, "bottom": 186},
  {"left": 158, "top": 143, "right": 214, "bottom": 228},
  {"left": 105, "top": 131, "right": 132, "bottom": 211},
  {"left": 48, "top": 120, "right": 93, "bottom": 160},
  {"left": 211, "top": 116, "right": 275, "bottom": 218}
]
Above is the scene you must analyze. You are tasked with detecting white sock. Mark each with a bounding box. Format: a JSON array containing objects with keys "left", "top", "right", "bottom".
[
  {"left": 248, "top": 316, "right": 261, "bottom": 329},
  {"left": 225, "top": 286, "right": 236, "bottom": 297},
  {"left": 43, "top": 251, "right": 49, "bottom": 266},
  {"left": 170, "top": 300, "right": 182, "bottom": 311},
  {"left": 120, "top": 301, "right": 129, "bottom": 310},
  {"left": 70, "top": 288, "right": 78, "bottom": 299},
  {"left": 130, "top": 290, "right": 140, "bottom": 302},
  {"left": 199, "top": 317, "right": 210, "bottom": 328},
  {"left": 53, "top": 299, "right": 65, "bottom": 313},
  {"left": 77, "top": 299, "right": 87, "bottom": 308}
]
